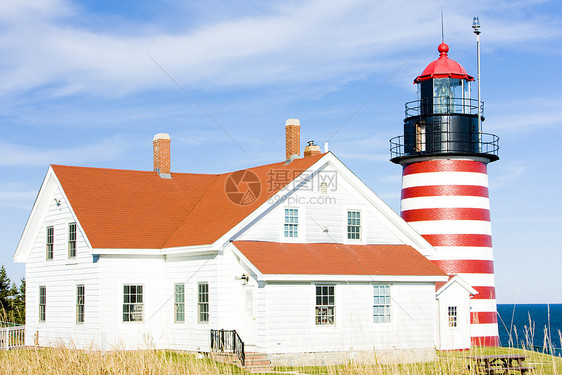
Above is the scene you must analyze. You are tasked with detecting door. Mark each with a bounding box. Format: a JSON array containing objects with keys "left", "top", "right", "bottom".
[{"left": 242, "top": 286, "right": 257, "bottom": 345}]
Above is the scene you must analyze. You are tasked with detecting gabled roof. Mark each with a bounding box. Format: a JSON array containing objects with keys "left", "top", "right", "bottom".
[
  {"left": 232, "top": 241, "right": 447, "bottom": 277},
  {"left": 436, "top": 275, "right": 478, "bottom": 297},
  {"left": 51, "top": 154, "right": 324, "bottom": 249}
]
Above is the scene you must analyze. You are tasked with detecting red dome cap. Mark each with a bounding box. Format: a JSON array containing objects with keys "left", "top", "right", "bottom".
[{"left": 414, "top": 42, "right": 474, "bottom": 83}]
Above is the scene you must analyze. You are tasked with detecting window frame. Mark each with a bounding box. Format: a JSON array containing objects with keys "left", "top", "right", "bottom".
[
  {"left": 46, "top": 226, "right": 54, "bottom": 260},
  {"left": 197, "top": 282, "right": 209, "bottom": 324},
  {"left": 123, "top": 284, "right": 144, "bottom": 322},
  {"left": 448, "top": 306, "right": 458, "bottom": 328},
  {"left": 315, "top": 284, "right": 335, "bottom": 326},
  {"left": 347, "top": 210, "right": 361, "bottom": 241},
  {"left": 39, "top": 286, "right": 46, "bottom": 322},
  {"left": 373, "top": 284, "right": 391, "bottom": 324},
  {"left": 76, "top": 284, "right": 85, "bottom": 324},
  {"left": 68, "top": 222, "right": 77, "bottom": 259},
  {"left": 283, "top": 208, "right": 299, "bottom": 238},
  {"left": 174, "top": 283, "right": 185, "bottom": 323}
]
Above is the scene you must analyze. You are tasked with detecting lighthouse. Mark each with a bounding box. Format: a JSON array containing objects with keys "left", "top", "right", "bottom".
[{"left": 390, "top": 41, "right": 500, "bottom": 346}]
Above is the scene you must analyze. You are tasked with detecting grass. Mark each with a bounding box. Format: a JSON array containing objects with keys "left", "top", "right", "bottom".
[
  {"left": 0, "top": 348, "right": 244, "bottom": 375},
  {"left": 0, "top": 346, "right": 560, "bottom": 375},
  {"left": 274, "top": 346, "right": 562, "bottom": 375}
]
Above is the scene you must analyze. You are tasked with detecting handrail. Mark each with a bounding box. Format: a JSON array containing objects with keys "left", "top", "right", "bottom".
[
  {"left": 390, "top": 131, "right": 499, "bottom": 160},
  {"left": 210, "top": 329, "right": 245, "bottom": 366},
  {"left": 0, "top": 321, "right": 23, "bottom": 328},
  {"left": 0, "top": 325, "right": 25, "bottom": 350},
  {"left": 405, "top": 97, "right": 484, "bottom": 117}
]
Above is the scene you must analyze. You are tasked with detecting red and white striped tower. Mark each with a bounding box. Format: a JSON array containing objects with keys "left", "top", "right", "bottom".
[{"left": 390, "top": 42, "right": 500, "bottom": 346}]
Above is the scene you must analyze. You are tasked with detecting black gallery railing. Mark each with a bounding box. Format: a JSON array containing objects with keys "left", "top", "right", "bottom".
[{"left": 390, "top": 131, "right": 499, "bottom": 160}]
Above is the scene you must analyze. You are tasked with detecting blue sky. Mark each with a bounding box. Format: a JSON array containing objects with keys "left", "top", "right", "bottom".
[{"left": 1, "top": 0, "right": 561, "bottom": 303}]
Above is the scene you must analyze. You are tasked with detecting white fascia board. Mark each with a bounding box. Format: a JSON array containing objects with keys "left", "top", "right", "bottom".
[
  {"left": 92, "top": 245, "right": 218, "bottom": 257},
  {"left": 91, "top": 248, "right": 163, "bottom": 256},
  {"left": 229, "top": 243, "right": 264, "bottom": 278},
  {"left": 326, "top": 153, "right": 437, "bottom": 256},
  {"left": 162, "top": 244, "right": 218, "bottom": 257},
  {"left": 212, "top": 154, "right": 333, "bottom": 248},
  {"left": 260, "top": 274, "right": 449, "bottom": 283},
  {"left": 436, "top": 275, "right": 479, "bottom": 298},
  {"left": 13, "top": 166, "right": 93, "bottom": 262}
]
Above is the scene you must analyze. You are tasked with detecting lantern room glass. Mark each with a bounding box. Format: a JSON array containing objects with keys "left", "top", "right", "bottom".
[{"left": 432, "top": 78, "right": 471, "bottom": 114}]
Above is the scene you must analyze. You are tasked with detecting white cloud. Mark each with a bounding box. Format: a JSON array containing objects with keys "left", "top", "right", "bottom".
[
  {"left": 1, "top": 0, "right": 560, "bottom": 98},
  {"left": 0, "top": 183, "right": 38, "bottom": 209},
  {"left": 0, "top": 135, "right": 141, "bottom": 167},
  {"left": 488, "top": 97, "right": 562, "bottom": 133}
]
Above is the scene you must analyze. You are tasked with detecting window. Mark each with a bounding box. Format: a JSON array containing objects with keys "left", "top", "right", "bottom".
[
  {"left": 198, "top": 283, "right": 209, "bottom": 323},
  {"left": 68, "top": 223, "right": 77, "bottom": 258},
  {"left": 373, "top": 285, "right": 391, "bottom": 323},
  {"left": 76, "top": 285, "right": 85, "bottom": 324},
  {"left": 414, "top": 122, "right": 426, "bottom": 152},
  {"left": 448, "top": 306, "right": 458, "bottom": 327},
  {"left": 347, "top": 210, "right": 361, "bottom": 240},
  {"left": 315, "top": 285, "right": 335, "bottom": 325},
  {"left": 284, "top": 208, "right": 298, "bottom": 238},
  {"left": 174, "top": 284, "right": 185, "bottom": 323},
  {"left": 320, "top": 182, "right": 328, "bottom": 195},
  {"left": 39, "top": 286, "right": 46, "bottom": 322},
  {"left": 46, "top": 226, "right": 54, "bottom": 260},
  {"left": 123, "top": 285, "right": 143, "bottom": 322}
]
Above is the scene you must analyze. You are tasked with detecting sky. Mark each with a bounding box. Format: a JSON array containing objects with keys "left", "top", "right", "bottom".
[{"left": 1, "top": 0, "right": 561, "bottom": 304}]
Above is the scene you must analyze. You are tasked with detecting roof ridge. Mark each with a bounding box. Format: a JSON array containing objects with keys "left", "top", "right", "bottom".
[{"left": 51, "top": 164, "right": 220, "bottom": 177}]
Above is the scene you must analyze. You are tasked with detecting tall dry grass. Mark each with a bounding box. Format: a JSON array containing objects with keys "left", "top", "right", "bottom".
[
  {"left": 0, "top": 345, "right": 561, "bottom": 375},
  {"left": 0, "top": 348, "right": 244, "bottom": 375}
]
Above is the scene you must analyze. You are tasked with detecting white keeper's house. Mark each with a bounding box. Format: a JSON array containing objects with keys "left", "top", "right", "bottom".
[{"left": 14, "top": 41, "right": 499, "bottom": 365}]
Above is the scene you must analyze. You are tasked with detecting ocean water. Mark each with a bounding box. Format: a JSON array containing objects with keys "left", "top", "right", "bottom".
[{"left": 497, "top": 304, "right": 562, "bottom": 356}]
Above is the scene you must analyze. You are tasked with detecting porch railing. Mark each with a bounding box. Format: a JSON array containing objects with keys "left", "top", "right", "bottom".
[
  {"left": 210, "top": 329, "right": 245, "bottom": 366},
  {"left": 0, "top": 325, "right": 25, "bottom": 350}
]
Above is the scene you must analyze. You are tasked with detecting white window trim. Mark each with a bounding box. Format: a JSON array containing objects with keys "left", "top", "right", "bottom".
[
  {"left": 68, "top": 222, "right": 77, "bottom": 259},
  {"left": 174, "top": 283, "right": 185, "bottom": 324},
  {"left": 448, "top": 306, "right": 458, "bottom": 328},
  {"left": 122, "top": 284, "right": 145, "bottom": 323},
  {"left": 281, "top": 207, "right": 302, "bottom": 242},
  {"left": 344, "top": 208, "right": 365, "bottom": 244},
  {"left": 46, "top": 225, "right": 54, "bottom": 261},
  {"left": 39, "top": 285, "right": 46, "bottom": 323},
  {"left": 372, "top": 283, "right": 392, "bottom": 325},
  {"left": 76, "top": 284, "right": 85, "bottom": 325},
  {"left": 197, "top": 282, "right": 209, "bottom": 324},
  {"left": 314, "top": 283, "right": 336, "bottom": 327}
]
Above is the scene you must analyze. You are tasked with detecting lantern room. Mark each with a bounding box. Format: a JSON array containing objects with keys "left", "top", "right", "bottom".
[{"left": 390, "top": 42, "right": 499, "bottom": 164}]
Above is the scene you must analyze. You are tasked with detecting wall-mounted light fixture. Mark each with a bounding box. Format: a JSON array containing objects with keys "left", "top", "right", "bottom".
[{"left": 234, "top": 273, "right": 250, "bottom": 285}]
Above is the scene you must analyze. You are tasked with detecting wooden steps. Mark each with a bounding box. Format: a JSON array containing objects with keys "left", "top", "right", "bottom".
[
  {"left": 210, "top": 351, "right": 274, "bottom": 373},
  {"left": 242, "top": 352, "right": 274, "bottom": 373}
]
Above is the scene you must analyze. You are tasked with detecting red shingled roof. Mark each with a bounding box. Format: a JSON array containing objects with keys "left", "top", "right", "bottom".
[
  {"left": 233, "top": 241, "right": 447, "bottom": 276},
  {"left": 52, "top": 154, "right": 324, "bottom": 249}
]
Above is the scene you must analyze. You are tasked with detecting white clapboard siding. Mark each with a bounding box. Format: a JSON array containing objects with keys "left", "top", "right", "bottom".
[
  {"left": 97, "top": 254, "right": 218, "bottom": 351},
  {"left": 161, "top": 254, "right": 218, "bottom": 351},
  {"left": 25, "top": 189, "right": 100, "bottom": 348},
  {"left": 263, "top": 282, "right": 436, "bottom": 353},
  {"left": 238, "top": 174, "right": 404, "bottom": 245}
]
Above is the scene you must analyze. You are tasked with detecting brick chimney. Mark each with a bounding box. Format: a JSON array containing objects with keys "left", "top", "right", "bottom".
[
  {"left": 153, "top": 133, "right": 171, "bottom": 178},
  {"left": 285, "top": 119, "right": 300, "bottom": 160},
  {"left": 304, "top": 140, "right": 321, "bottom": 158}
]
